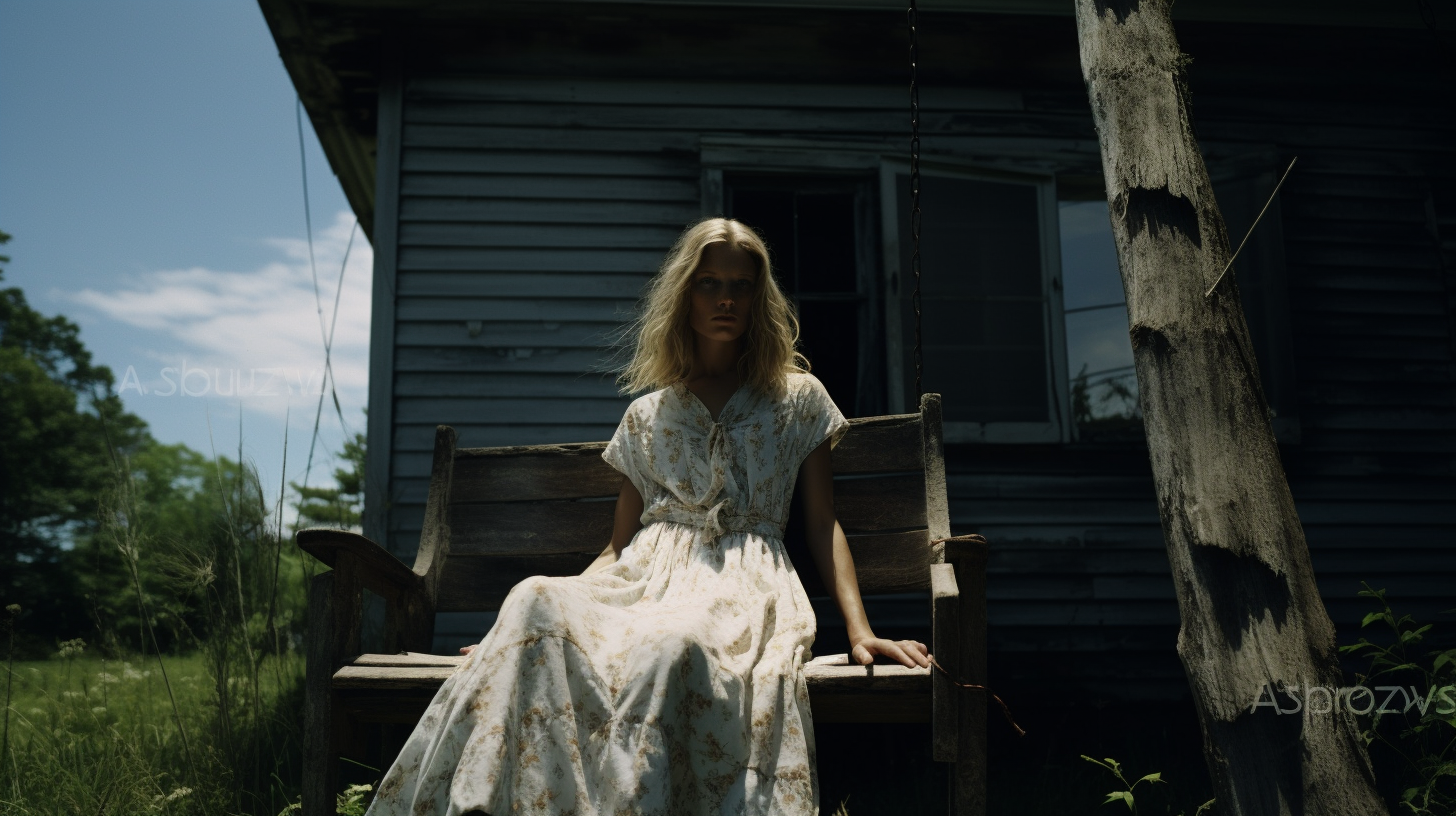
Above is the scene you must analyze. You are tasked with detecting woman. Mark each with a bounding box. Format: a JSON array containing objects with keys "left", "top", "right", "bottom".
[{"left": 367, "top": 218, "right": 930, "bottom": 816}]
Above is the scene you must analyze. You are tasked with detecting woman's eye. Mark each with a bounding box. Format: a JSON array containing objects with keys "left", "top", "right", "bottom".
[
  {"left": 696, "top": 277, "right": 718, "bottom": 290},
  {"left": 730, "top": 279, "right": 754, "bottom": 294}
]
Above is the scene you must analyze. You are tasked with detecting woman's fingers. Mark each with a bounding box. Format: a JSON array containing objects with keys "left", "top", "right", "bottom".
[
  {"left": 904, "top": 639, "right": 931, "bottom": 667},
  {"left": 867, "top": 639, "right": 918, "bottom": 669},
  {"left": 459, "top": 644, "right": 476, "bottom": 656},
  {"left": 851, "top": 638, "right": 932, "bottom": 668},
  {"left": 884, "top": 642, "right": 914, "bottom": 668}
]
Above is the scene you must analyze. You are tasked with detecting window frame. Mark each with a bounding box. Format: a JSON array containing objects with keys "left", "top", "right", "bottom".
[{"left": 878, "top": 157, "right": 1071, "bottom": 443}]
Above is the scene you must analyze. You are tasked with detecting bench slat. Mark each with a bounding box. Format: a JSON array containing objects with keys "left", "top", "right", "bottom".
[
  {"left": 450, "top": 444, "right": 618, "bottom": 504},
  {"left": 435, "top": 526, "right": 932, "bottom": 612},
  {"left": 831, "top": 415, "right": 923, "bottom": 474},
  {"left": 444, "top": 472, "right": 928, "bottom": 558},
  {"left": 444, "top": 415, "right": 924, "bottom": 505}
]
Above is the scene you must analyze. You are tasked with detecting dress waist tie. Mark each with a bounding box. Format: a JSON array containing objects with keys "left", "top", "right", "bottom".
[{"left": 637, "top": 422, "right": 785, "bottom": 542}]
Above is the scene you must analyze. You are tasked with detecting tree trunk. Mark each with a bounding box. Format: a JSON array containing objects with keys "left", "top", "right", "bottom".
[{"left": 1072, "top": 3, "right": 1388, "bottom": 815}]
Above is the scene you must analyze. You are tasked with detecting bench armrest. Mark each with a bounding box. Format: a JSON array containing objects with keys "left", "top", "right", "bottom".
[
  {"left": 297, "top": 528, "right": 421, "bottom": 599},
  {"left": 298, "top": 528, "right": 435, "bottom": 664}
]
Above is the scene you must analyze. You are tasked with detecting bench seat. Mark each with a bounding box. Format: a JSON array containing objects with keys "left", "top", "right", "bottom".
[{"left": 333, "top": 652, "right": 933, "bottom": 724}]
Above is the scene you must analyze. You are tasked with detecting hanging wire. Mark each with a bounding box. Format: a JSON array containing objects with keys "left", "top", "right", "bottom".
[
  {"left": 908, "top": 0, "right": 924, "bottom": 403},
  {"left": 1204, "top": 156, "right": 1298, "bottom": 298},
  {"left": 295, "top": 97, "right": 355, "bottom": 490},
  {"left": 296, "top": 99, "right": 325, "bottom": 342},
  {"left": 302, "top": 221, "right": 359, "bottom": 489}
]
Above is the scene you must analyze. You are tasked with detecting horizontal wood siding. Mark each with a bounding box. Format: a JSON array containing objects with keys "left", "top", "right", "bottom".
[{"left": 387, "top": 25, "right": 1455, "bottom": 687}]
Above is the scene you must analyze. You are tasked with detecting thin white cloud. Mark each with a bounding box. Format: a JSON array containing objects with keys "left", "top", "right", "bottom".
[{"left": 66, "top": 211, "right": 372, "bottom": 427}]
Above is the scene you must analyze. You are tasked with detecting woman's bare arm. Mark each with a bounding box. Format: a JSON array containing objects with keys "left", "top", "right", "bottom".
[
  {"left": 798, "top": 439, "right": 930, "bottom": 669},
  {"left": 581, "top": 477, "right": 645, "bottom": 575}
]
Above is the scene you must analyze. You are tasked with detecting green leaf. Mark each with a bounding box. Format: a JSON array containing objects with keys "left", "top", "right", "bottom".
[
  {"left": 1357, "top": 584, "right": 1386, "bottom": 600},
  {"left": 1431, "top": 651, "right": 1454, "bottom": 673},
  {"left": 1136, "top": 772, "right": 1164, "bottom": 785},
  {"left": 1363, "top": 611, "right": 1388, "bottom": 628},
  {"left": 1102, "top": 791, "right": 1135, "bottom": 811}
]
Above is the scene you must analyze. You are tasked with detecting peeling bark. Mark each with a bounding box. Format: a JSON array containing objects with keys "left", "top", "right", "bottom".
[{"left": 1073, "top": 2, "right": 1388, "bottom": 814}]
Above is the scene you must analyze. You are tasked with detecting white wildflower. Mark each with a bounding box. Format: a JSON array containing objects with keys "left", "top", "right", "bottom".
[
  {"left": 98, "top": 672, "right": 120, "bottom": 684},
  {"left": 151, "top": 787, "right": 193, "bottom": 810}
]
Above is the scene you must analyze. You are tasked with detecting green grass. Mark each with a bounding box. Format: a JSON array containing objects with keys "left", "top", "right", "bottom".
[{"left": 1, "top": 649, "right": 304, "bottom": 815}]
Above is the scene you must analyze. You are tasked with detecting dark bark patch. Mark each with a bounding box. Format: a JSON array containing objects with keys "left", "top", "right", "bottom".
[
  {"left": 1119, "top": 186, "right": 1202, "bottom": 250},
  {"left": 1128, "top": 323, "right": 1167, "bottom": 355},
  {"left": 1093, "top": 0, "right": 1142, "bottom": 24},
  {"left": 1190, "top": 543, "right": 1290, "bottom": 651},
  {"left": 1207, "top": 702, "right": 1305, "bottom": 815}
]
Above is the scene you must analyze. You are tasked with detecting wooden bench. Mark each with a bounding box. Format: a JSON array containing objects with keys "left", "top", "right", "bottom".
[{"left": 297, "top": 393, "right": 988, "bottom": 816}]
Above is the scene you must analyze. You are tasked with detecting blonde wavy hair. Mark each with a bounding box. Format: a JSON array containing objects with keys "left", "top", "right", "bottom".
[{"left": 616, "top": 217, "right": 809, "bottom": 396}]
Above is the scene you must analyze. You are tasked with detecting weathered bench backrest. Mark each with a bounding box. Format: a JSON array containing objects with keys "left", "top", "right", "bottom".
[{"left": 414, "top": 396, "right": 950, "bottom": 613}]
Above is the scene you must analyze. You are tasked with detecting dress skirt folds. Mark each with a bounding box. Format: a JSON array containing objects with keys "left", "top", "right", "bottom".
[{"left": 364, "top": 373, "right": 850, "bottom": 816}]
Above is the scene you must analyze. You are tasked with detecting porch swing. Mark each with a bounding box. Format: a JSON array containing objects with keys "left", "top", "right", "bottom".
[{"left": 294, "top": 4, "right": 990, "bottom": 815}]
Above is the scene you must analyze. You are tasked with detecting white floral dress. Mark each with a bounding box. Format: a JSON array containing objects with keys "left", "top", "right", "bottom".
[{"left": 367, "top": 372, "right": 850, "bottom": 816}]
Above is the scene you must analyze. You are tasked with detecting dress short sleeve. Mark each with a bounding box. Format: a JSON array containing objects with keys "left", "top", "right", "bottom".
[
  {"left": 796, "top": 374, "right": 850, "bottom": 462},
  {"left": 602, "top": 404, "right": 652, "bottom": 500}
]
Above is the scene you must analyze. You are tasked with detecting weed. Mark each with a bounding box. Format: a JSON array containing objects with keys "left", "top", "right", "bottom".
[
  {"left": 1081, "top": 755, "right": 1214, "bottom": 816},
  {"left": 1341, "top": 584, "right": 1456, "bottom": 815}
]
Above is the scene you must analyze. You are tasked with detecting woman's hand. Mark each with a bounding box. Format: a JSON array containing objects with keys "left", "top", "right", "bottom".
[
  {"left": 850, "top": 636, "right": 931, "bottom": 669},
  {"left": 459, "top": 644, "right": 475, "bottom": 656}
]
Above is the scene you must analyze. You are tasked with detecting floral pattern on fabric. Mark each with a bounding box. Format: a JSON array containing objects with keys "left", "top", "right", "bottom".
[{"left": 367, "top": 372, "right": 849, "bottom": 816}]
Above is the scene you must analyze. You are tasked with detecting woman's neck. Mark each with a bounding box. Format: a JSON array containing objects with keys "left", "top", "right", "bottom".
[{"left": 689, "top": 337, "right": 742, "bottom": 380}]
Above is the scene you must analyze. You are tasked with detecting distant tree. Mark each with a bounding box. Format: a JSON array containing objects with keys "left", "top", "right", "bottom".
[
  {"left": 291, "top": 431, "right": 365, "bottom": 531},
  {"left": 0, "top": 231, "right": 311, "bottom": 657},
  {"left": 0, "top": 230, "right": 148, "bottom": 648}
]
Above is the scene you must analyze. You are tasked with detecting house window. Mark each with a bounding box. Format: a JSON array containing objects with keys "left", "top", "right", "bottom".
[
  {"left": 726, "top": 177, "right": 884, "bottom": 418},
  {"left": 1053, "top": 151, "right": 1299, "bottom": 445},
  {"left": 1057, "top": 197, "right": 1143, "bottom": 442},
  {"left": 878, "top": 160, "right": 1070, "bottom": 442}
]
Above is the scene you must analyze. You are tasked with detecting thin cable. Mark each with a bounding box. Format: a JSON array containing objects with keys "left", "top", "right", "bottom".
[
  {"left": 324, "top": 221, "right": 358, "bottom": 432},
  {"left": 302, "top": 220, "right": 358, "bottom": 489},
  {"left": 297, "top": 99, "right": 326, "bottom": 342},
  {"left": 908, "top": 0, "right": 924, "bottom": 403},
  {"left": 1205, "top": 156, "right": 1297, "bottom": 297}
]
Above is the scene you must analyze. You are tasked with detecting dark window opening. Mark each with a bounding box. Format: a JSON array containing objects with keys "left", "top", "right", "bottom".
[{"left": 727, "top": 180, "right": 881, "bottom": 417}]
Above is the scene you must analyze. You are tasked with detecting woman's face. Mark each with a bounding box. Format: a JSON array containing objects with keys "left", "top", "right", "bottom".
[{"left": 688, "top": 241, "right": 758, "bottom": 347}]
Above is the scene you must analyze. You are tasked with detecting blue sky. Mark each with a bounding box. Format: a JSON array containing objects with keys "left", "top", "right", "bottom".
[{"left": 1, "top": 1, "right": 370, "bottom": 503}]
